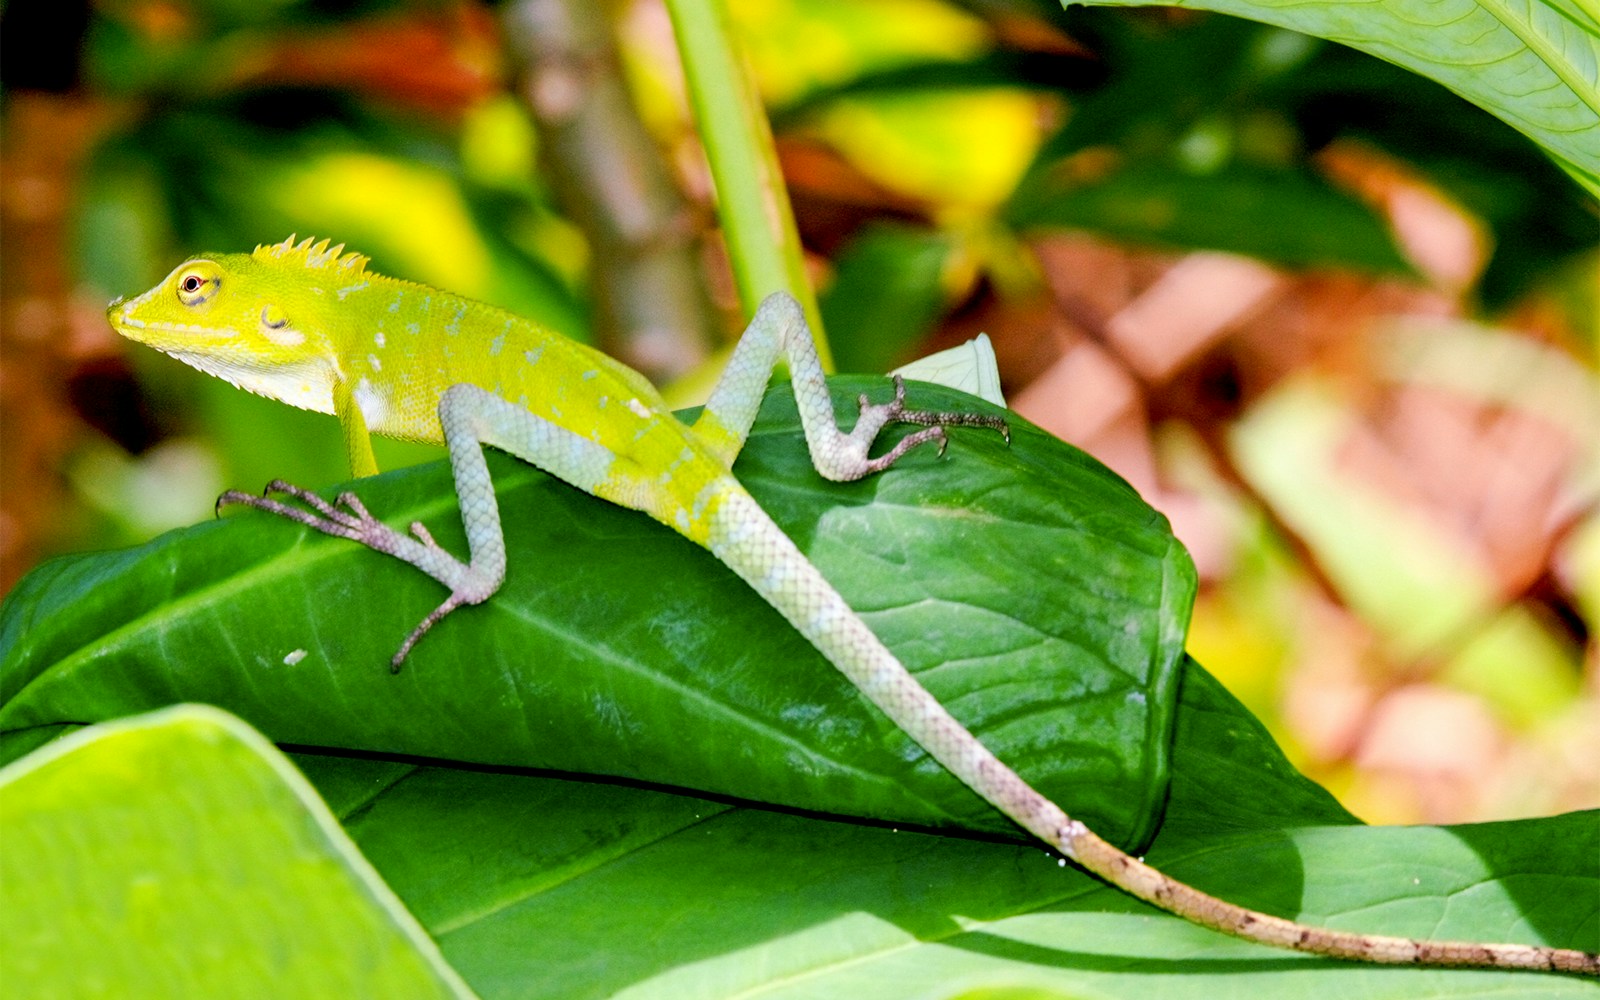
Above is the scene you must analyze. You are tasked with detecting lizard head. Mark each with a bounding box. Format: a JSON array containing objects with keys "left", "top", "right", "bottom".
[{"left": 107, "top": 236, "right": 369, "bottom": 415}]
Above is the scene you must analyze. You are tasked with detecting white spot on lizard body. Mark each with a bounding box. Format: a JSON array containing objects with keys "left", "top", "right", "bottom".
[
  {"left": 354, "top": 378, "right": 389, "bottom": 428},
  {"left": 261, "top": 323, "right": 304, "bottom": 349}
]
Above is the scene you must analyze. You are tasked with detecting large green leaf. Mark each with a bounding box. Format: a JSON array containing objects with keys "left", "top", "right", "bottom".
[
  {"left": 0, "top": 704, "right": 477, "bottom": 999},
  {"left": 1077, "top": 0, "right": 1600, "bottom": 188},
  {"left": 344, "top": 665, "right": 1595, "bottom": 998},
  {"left": 0, "top": 380, "right": 1193, "bottom": 852},
  {"left": 13, "top": 662, "right": 1587, "bottom": 998},
  {"left": 3, "top": 453, "right": 1591, "bottom": 995}
]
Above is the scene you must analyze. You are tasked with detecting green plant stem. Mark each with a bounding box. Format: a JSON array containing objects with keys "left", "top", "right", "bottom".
[{"left": 664, "top": 0, "right": 831, "bottom": 369}]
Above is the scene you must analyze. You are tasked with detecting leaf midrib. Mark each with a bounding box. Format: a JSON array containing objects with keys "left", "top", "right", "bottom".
[{"left": 1477, "top": 0, "right": 1600, "bottom": 125}]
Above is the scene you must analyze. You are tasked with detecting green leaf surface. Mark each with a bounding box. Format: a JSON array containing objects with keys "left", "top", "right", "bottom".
[
  {"left": 385, "top": 769, "right": 1594, "bottom": 998},
  {"left": 822, "top": 223, "right": 955, "bottom": 374},
  {"left": 10, "top": 666, "right": 1592, "bottom": 997},
  {"left": 1077, "top": 0, "right": 1600, "bottom": 185},
  {"left": 0, "top": 704, "right": 476, "bottom": 999},
  {"left": 320, "top": 662, "right": 1597, "bottom": 998},
  {"left": 1012, "top": 162, "right": 1415, "bottom": 273},
  {"left": 0, "top": 380, "right": 1193, "bottom": 853},
  {"left": 5, "top": 550, "right": 1592, "bottom": 996}
]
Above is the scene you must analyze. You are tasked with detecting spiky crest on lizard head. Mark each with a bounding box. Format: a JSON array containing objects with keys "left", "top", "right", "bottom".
[
  {"left": 106, "top": 235, "right": 379, "bottom": 418},
  {"left": 253, "top": 234, "right": 371, "bottom": 276}
]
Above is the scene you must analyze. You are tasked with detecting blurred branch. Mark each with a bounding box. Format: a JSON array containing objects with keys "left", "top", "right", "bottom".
[
  {"left": 502, "top": 0, "right": 713, "bottom": 381},
  {"left": 665, "top": 0, "right": 828, "bottom": 367}
]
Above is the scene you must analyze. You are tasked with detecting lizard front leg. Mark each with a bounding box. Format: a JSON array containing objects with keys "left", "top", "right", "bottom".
[
  {"left": 332, "top": 377, "right": 381, "bottom": 479},
  {"left": 222, "top": 383, "right": 616, "bottom": 669},
  {"left": 219, "top": 478, "right": 497, "bottom": 670}
]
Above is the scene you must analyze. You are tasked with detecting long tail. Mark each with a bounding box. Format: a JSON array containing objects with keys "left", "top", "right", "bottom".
[{"left": 706, "top": 487, "right": 1598, "bottom": 976}]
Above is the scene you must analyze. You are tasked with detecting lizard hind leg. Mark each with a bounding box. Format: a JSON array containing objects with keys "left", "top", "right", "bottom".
[
  {"left": 841, "top": 374, "right": 1010, "bottom": 480},
  {"left": 696, "top": 291, "right": 1009, "bottom": 483}
]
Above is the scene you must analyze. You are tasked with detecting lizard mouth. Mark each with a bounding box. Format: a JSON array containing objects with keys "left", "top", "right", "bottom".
[
  {"left": 108, "top": 309, "right": 241, "bottom": 338},
  {"left": 104, "top": 284, "right": 172, "bottom": 332}
]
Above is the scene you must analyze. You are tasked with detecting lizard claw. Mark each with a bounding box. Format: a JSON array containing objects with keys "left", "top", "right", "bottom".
[
  {"left": 218, "top": 480, "right": 395, "bottom": 546},
  {"left": 849, "top": 374, "right": 1009, "bottom": 475},
  {"left": 390, "top": 593, "right": 469, "bottom": 672}
]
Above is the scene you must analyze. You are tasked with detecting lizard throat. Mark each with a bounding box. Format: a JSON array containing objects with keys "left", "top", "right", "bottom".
[{"left": 168, "top": 350, "right": 336, "bottom": 416}]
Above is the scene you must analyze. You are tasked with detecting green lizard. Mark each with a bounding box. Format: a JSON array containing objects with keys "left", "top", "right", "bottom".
[{"left": 108, "top": 235, "right": 1597, "bottom": 977}]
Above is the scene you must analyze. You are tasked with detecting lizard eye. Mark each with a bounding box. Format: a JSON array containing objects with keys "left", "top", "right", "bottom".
[{"left": 175, "top": 263, "right": 221, "bottom": 307}]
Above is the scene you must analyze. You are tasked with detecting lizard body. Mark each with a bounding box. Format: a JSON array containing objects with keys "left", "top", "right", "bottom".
[{"left": 109, "top": 236, "right": 1597, "bottom": 977}]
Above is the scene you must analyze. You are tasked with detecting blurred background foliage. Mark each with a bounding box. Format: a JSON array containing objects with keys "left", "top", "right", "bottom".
[{"left": 2, "top": 0, "right": 1595, "bottom": 827}]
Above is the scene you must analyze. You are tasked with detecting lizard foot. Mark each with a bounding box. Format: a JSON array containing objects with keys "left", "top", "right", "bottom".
[
  {"left": 217, "top": 480, "right": 478, "bottom": 671},
  {"left": 217, "top": 480, "right": 446, "bottom": 557},
  {"left": 850, "top": 375, "right": 1010, "bottom": 476}
]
